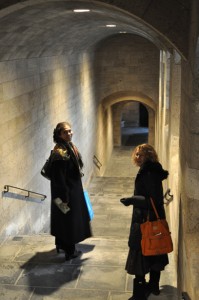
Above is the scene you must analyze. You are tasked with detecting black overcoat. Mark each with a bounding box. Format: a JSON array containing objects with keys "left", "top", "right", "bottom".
[
  {"left": 126, "top": 160, "right": 169, "bottom": 276},
  {"left": 50, "top": 142, "right": 92, "bottom": 246}
]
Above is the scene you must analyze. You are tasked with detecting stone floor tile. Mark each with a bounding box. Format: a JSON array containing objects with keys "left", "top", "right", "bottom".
[
  {"left": 74, "top": 248, "right": 127, "bottom": 266},
  {"left": 0, "top": 244, "right": 22, "bottom": 261},
  {"left": 5, "top": 234, "right": 54, "bottom": 246},
  {"left": 14, "top": 246, "right": 70, "bottom": 264},
  {"left": 77, "top": 265, "right": 126, "bottom": 290},
  {"left": 148, "top": 294, "right": 178, "bottom": 300},
  {"left": 0, "top": 285, "right": 34, "bottom": 300},
  {"left": 0, "top": 262, "right": 22, "bottom": 284},
  {"left": 31, "top": 288, "right": 109, "bottom": 299},
  {"left": 109, "top": 291, "right": 132, "bottom": 299},
  {"left": 92, "top": 226, "right": 128, "bottom": 238},
  {"left": 80, "top": 238, "right": 127, "bottom": 251}
]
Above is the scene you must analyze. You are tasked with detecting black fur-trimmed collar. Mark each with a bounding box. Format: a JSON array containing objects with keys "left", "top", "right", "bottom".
[{"left": 139, "top": 160, "right": 169, "bottom": 180}]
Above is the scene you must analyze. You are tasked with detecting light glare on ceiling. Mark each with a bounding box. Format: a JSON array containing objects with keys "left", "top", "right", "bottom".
[
  {"left": 73, "top": 9, "right": 90, "bottom": 12},
  {"left": 106, "top": 24, "right": 116, "bottom": 27}
]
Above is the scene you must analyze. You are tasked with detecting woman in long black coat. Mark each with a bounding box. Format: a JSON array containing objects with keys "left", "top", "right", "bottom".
[
  {"left": 120, "top": 144, "right": 169, "bottom": 300},
  {"left": 50, "top": 122, "right": 92, "bottom": 260}
]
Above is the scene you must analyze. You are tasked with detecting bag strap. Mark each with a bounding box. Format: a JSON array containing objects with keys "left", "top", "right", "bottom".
[{"left": 150, "top": 197, "right": 160, "bottom": 220}]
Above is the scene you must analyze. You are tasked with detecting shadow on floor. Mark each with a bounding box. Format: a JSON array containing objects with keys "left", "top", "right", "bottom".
[
  {"left": 148, "top": 285, "right": 179, "bottom": 299},
  {"left": 19, "top": 244, "right": 95, "bottom": 296}
]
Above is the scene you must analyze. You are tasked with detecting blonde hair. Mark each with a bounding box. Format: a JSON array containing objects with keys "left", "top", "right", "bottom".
[{"left": 132, "top": 144, "right": 159, "bottom": 165}]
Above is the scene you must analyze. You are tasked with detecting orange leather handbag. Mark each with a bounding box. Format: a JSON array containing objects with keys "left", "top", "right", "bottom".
[{"left": 140, "top": 198, "right": 173, "bottom": 256}]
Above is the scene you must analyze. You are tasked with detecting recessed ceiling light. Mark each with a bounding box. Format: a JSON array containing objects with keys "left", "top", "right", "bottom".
[
  {"left": 119, "top": 31, "right": 127, "bottom": 33},
  {"left": 106, "top": 24, "right": 116, "bottom": 27},
  {"left": 73, "top": 9, "right": 90, "bottom": 12}
]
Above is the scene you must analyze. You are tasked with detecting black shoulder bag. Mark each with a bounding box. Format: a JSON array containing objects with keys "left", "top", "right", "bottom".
[{"left": 41, "top": 151, "right": 53, "bottom": 180}]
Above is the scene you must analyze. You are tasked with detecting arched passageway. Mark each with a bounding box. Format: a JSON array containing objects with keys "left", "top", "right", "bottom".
[
  {"left": 97, "top": 90, "right": 156, "bottom": 156},
  {"left": 120, "top": 102, "right": 149, "bottom": 147},
  {"left": 0, "top": 1, "right": 199, "bottom": 299}
]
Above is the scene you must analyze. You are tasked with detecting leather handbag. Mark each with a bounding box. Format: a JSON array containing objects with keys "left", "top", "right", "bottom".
[
  {"left": 41, "top": 151, "right": 53, "bottom": 180},
  {"left": 140, "top": 197, "right": 173, "bottom": 256}
]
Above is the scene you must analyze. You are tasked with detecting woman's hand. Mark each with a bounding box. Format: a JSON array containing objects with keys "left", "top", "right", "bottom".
[
  {"left": 120, "top": 198, "right": 133, "bottom": 206},
  {"left": 120, "top": 196, "right": 146, "bottom": 207}
]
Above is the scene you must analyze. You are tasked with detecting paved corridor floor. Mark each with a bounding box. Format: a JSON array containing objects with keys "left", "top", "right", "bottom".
[{"left": 0, "top": 147, "right": 178, "bottom": 300}]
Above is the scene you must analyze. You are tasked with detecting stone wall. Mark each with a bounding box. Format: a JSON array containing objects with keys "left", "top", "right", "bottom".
[
  {"left": 121, "top": 102, "right": 139, "bottom": 126},
  {"left": 94, "top": 104, "right": 113, "bottom": 176},
  {"left": 179, "top": 58, "right": 199, "bottom": 300},
  {"left": 167, "top": 51, "right": 181, "bottom": 258},
  {"left": 94, "top": 34, "right": 159, "bottom": 162},
  {"left": 0, "top": 52, "right": 97, "bottom": 238},
  {"left": 178, "top": 1, "right": 199, "bottom": 298},
  {"left": 94, "top": 34, "right": 159, "bottom": 103}
]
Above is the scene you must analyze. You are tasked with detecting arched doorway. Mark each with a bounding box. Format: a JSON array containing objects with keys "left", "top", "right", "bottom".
[{"left": 121, "top": 102, "right": 149, "bottom": 146}]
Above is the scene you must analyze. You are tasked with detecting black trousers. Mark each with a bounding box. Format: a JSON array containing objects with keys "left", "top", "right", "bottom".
[
  {"left": 134, "top": 270, "right": 160, "bottom": 286},
  {"left": 55, "top": 237, "right": 75, "bottom": 254}
]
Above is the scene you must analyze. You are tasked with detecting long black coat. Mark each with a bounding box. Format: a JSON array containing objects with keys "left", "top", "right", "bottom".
[
  {"left": 50, "top": 142, "right": 92, "bottom": 246},
  {"left": 126, "top": 160, "right": 169, "bottom": 276}
]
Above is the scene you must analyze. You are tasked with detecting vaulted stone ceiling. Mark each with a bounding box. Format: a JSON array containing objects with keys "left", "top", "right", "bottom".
[{"left": 0, "top": 0, "right": 191, "bottom": 60}]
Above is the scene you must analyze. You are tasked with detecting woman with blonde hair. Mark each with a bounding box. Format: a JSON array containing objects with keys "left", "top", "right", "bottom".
[{"left": 120, "top": 144, "right": 169, "bottom": 300}]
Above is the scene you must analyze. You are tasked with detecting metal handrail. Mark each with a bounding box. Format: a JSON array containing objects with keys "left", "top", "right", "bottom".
[
  {"left": 93, "top": 155, "right": 102, "bottom": 169},
  {"left": 4, "top": 185, "right": 46, "bottom": 201}
]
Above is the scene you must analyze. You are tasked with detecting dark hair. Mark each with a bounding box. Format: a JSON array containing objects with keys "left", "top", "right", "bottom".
[{"left": 53, "top": 122, "right": 71, "bottom": 143}]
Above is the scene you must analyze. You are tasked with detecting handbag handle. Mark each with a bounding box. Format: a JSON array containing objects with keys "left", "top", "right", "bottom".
[{"left": 150, "top": 197, "right": 160, "bottom": 220}]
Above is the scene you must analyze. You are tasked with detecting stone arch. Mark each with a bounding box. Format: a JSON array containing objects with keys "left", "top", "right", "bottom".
[
  {"left": 102, "top": 91, "right": 157, "bottom": 110},
  {"left": 102, "top": 91, "right": 156, "bottom": 147}
]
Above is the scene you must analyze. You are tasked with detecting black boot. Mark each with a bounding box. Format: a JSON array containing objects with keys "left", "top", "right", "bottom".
[
  {"left": 147, "top": 270, "right": 161, "bottom": 295},
  {"left": 129, "top": 277, "right": 148, "bottom": 300}
]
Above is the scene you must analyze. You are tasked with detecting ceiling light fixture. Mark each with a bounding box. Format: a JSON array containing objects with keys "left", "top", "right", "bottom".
[
  {"left": 73, "top": 9, "right": 90, "bottom": 12},
  {"left": 106, "top": 24, "right": 116, "bottom": 27}
]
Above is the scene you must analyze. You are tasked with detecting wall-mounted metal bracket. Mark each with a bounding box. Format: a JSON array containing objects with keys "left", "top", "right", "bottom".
[
  {"left": 164, "top": 188, "right": 173, "bottom": 205},
  {"left": 93, "top": 155, "right": 102, "bottom": 169},
  {"left": 181, "top": 292, "right": 191, "bottom": 300}
]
